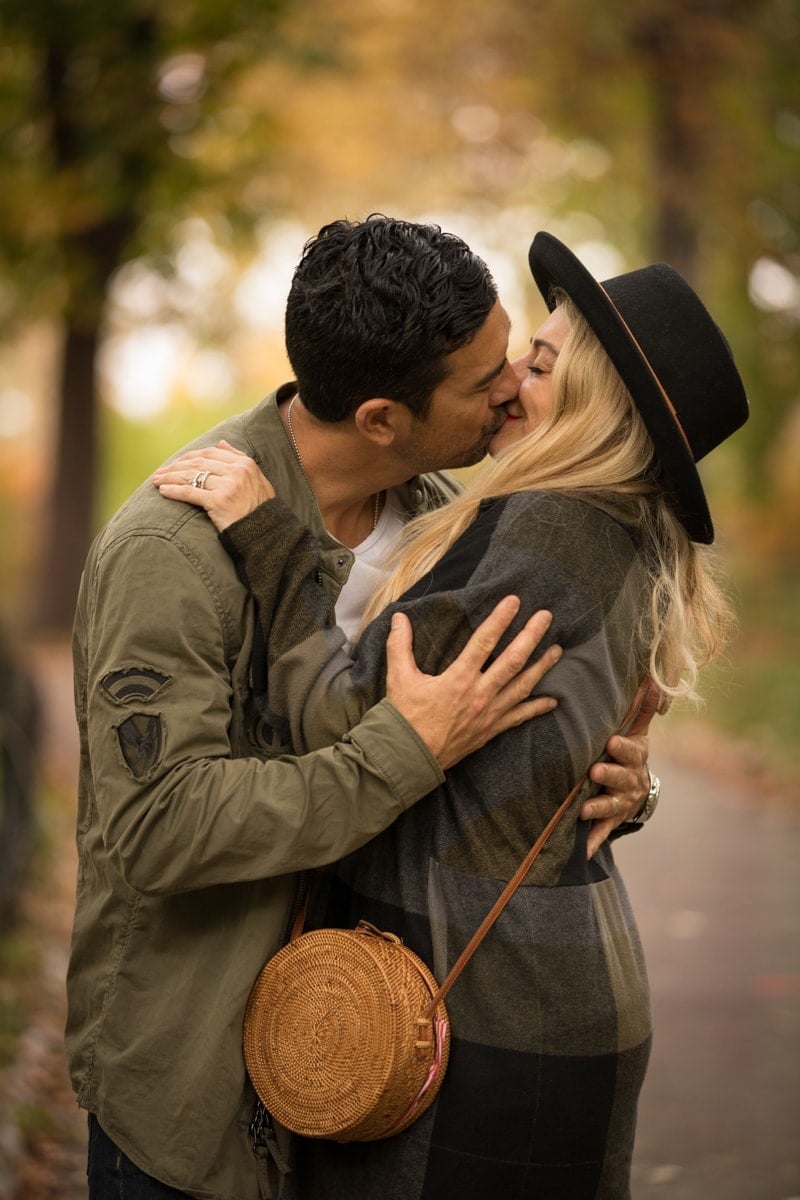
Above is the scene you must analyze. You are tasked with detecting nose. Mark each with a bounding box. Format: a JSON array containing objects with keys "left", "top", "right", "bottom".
[{"left": 489, "top": 360, "right": 519, "bottom": 407}]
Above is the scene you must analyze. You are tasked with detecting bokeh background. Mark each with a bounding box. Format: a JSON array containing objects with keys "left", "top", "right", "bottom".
[{"left": 0, "top": 1, "right": 798, "bottom": 1196}]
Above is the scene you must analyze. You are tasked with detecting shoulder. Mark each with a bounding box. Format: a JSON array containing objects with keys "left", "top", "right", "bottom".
[
  {"left": 496, "top": 491, "right": 640, "bottom": 561},
  {"left": 469, "top": 491, "right": 647, "bottom": 631},
  {"left": 85, "top": 451, "right": 258, "bottom": 622},
  {"left": 91, "top": 392, "right": 291, "bottom": 572},
  {"left": 85, "top": 505, "right": 244, "bottom": 633}
]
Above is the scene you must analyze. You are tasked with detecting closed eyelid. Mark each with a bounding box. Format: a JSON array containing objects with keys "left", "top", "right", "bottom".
[
  {"left": 533, "top": 337, "right": 560, "bottom": 359},
  {"left": 531, "top": 347, "right": 557, "bottom": 371}
]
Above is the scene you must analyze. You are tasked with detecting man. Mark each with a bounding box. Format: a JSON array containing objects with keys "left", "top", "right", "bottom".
[{"left": 68, "top": 215, "right": 654, "bottom": 1200}]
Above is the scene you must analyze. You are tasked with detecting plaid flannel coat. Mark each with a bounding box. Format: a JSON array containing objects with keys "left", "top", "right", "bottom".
[{"left": 223, "top": 488, "right": 654, "bottom": 1200}]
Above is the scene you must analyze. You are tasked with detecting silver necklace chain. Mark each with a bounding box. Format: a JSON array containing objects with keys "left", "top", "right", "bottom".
[{"left": 286, "top": 398, "right": 382, "bottom": 533}]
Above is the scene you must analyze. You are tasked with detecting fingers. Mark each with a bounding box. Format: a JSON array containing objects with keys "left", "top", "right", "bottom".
[
  {"left": 603, "top": 731, "right": 647, "bottom": 769},
  {"left": 581, "top": 680, "right": 662, "bottom": 860},
  {"left": 480, "top": 608, "right": 555, "bottom": 690},
  {"left": 586, "top": 816, "right": 615, "bottom": 859},
  {"left": 450, "top": 600, "right": 558, "bottom": 693},
  {"left": 383, "top": 605, "right": 560, "bottom": 769},
  {"left": 452, "top": 596, "right": 522, "bottom": 671},
  {"left": 582, "top": 790, "right": 630, "bottom": 858},
  {"left": 444, "top": 602, "right": 561, "bottom": 734},
  {"left": 155, "top": 481, "right": 215, "bottom": 510},
  {"left": 589, "top": 761, "right": 632, "bottom": 792},
  {"left": 583, "top": 762, "right": 642, "bottom": 817},
  {"left": 385, "top": 613, "right": 415, "bottom": 683},
  {"left": 580, "top": 790, "right": 622, "bottom": 821},
  {"left": 482, "top": 690, "right": 558, "bottom": 736},
  {"left": 504, "top": 642, "right": 562, "bottom": 699},
  {"left": 583, "top": 752, "right": 648, "bottom": 856},
  {"left": 151, "top": 443, "right": 275, "bottom": 530},
  {"left": 151, "top": 442, "right": 251, "bottom": 486}
]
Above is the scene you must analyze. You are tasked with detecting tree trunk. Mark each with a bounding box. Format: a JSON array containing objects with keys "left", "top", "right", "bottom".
[
  {"left": 32, "top": 319, "right": 99, "bottom": 632},
  {"left": 648, "top": 70, "right": 703, "bottom": 283},
  {"left": 630, "top": 9, "right": 710, "bottom": 286},
  {"left": 29, "top": 34, "right": 147, "bottom": 632}
]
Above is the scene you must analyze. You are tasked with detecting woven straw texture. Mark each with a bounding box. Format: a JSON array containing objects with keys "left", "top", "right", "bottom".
[{"left": 243, "top": 923, "right": 450, "bottom": 1142}]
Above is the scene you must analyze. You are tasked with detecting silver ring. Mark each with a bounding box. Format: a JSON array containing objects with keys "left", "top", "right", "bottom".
[
  {"left": 192, "top": 471, "right": 210, "bottom": 489},
  {"left": 611, "top": 796, "right": 619, "bottom": 815}
]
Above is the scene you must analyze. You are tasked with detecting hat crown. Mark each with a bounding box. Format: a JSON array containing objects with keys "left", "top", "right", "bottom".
[{"left": 600, "top": 265, "right": 747, "bottom": 464}]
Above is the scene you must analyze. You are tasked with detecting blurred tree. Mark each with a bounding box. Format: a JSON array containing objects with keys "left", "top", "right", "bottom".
[
  {"left": 528, "top": 0, "right": 800, "bottom": 500},
  {"left": 314, "top": 0, "right": 799, "bottom": 505},
  {"left": 1, "top": 0, "right": 797, "bottom": 636},
  {"left": 0, "top": 0, "right": 299, "bottom": 631},
  {"left": 0, "top": 628, "right": 39, "bottom": 923}
]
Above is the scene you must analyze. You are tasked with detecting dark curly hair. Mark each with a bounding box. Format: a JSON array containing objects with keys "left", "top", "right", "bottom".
[{"left": 284, "top": 215, "right": 498, "bottom": 422}]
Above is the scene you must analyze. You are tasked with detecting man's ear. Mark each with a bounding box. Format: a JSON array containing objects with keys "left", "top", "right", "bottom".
[{"left": 353, "top": 398, "right": 410, "bottom": 446}]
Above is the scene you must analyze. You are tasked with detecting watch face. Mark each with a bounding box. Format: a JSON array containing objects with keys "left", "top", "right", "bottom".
[{"left": 642, "top": 774, "right": 660, "bottom": 821}]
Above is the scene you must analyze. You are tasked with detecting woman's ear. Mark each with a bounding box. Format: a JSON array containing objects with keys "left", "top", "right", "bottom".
[{"left": 353, "top": 398, "right": 409, "bottom": 447}]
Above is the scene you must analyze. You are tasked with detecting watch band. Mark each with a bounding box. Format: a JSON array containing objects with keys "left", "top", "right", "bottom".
[
  {"left": 615, "top": 769, "right": 660, "bottom": 834},
  {"left": 635, "top": 769, "right": 660, "bottom": 824}
]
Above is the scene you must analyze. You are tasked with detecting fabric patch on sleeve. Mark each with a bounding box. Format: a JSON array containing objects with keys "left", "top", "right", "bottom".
[
  {"left": 115, "top": 712, "right": 165, "bottom": 780},
  {"left": 101, "top": 666, "right": 172, "bottom": 705}
]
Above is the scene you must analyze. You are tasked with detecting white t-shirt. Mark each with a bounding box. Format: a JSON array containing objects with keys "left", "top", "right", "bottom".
[{"left": 333, "top": 489, "right": 405, "bottom": 649}]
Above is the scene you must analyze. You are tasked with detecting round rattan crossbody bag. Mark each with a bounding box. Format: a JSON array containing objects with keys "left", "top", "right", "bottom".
[{"left": 243, "top": 918, "right": 450, "bottom": 1142}]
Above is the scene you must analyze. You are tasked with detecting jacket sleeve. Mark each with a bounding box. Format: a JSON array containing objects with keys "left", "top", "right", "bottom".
[{"left": 79, "top": 530, "right": 443, "bottom": 897}]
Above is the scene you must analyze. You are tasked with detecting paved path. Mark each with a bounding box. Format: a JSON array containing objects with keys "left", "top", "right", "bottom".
[
  {"left": 1, "top": 646, "right": 798, "bottom": 1198},
  {"left": 617, "top": 732, "right": 800, "bottom": 1200}
]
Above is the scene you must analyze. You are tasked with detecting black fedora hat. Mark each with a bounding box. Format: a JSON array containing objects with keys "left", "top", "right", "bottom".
[{"left": 528, "top": 232, "right": 749, "bottom": 543}]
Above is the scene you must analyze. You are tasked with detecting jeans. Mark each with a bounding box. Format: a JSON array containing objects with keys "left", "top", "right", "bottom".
[{"left": 87, "top": 1114, "right": 191, "bottom": 1199}]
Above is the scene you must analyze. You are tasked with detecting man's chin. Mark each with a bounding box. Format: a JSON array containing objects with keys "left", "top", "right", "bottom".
[
  {"left": 453, "top": 443, "right": 493, "bottom": 470},
  {"left": 461, "top": 423, "right": 506, "bottom": 468},
  {"left": 487, "top": 429, "right": 511, "bottom": 460}
]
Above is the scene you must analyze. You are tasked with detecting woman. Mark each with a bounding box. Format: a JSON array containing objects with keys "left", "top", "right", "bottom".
[{"left": 155, "top": 233, "right": 747, "bottom": 1198}]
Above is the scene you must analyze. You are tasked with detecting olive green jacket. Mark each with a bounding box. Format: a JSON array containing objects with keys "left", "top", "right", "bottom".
[{"left": 66, "top": 385, "right": 457, "bottom": 1199}]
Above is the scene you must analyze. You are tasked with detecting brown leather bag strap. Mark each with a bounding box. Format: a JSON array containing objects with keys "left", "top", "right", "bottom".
[
  {"left": 287, "top": 873, "right": 314, "bottom": 944},
  {"left": 423, "top": 674, "right": 655, "bottom": 1019},
  {"left": 422, "top": 777, "right": 580, "bottom": 1018}
]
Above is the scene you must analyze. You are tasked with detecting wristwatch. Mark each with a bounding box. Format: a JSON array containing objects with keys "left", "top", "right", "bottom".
[
  {"left": 613, "top": 769, "right": 661, "bottom": 837},
  {"left": 633, "top": 769, "right": 661, "bottom": 825}
]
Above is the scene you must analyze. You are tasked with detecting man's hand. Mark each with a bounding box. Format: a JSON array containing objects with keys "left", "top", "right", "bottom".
[
  {"left": 384, "top": 596, "right": 561, "bottom": 770},
  {"left": 582, "top": 679, "right": 661, "bottom": 858}
]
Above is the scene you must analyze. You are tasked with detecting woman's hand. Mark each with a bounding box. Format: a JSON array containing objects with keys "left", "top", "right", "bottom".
[
  {"left": 582, "top": 678, "right": 661, "bottom": 857},
  {"left": 152, "top": 441, "right": 275, "bottom": 532}
]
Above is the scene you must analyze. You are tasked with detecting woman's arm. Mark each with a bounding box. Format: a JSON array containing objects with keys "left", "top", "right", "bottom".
[{"left": 153, "top": 445, "right": 561, "bottom": 763}]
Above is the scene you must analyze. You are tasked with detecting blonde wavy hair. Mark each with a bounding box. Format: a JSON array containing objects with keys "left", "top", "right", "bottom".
[{"left": 364, "top": 293, "right": 735, "bottom": 703}]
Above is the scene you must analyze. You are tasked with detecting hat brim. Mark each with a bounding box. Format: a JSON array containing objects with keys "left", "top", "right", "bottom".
[{"left": 528, "top": 233, "right": 714, "bottom": 543}]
